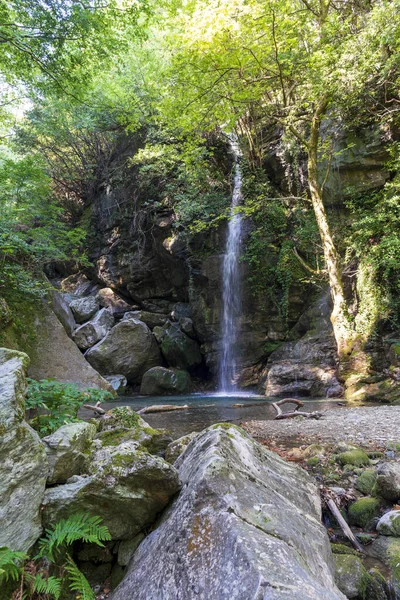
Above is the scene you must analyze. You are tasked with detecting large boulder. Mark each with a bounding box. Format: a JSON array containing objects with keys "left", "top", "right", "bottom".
[
  {"left": 43, "top": 421, "right": 97, "bottom": 484},
  {"left": 95, "top": 407, "right": 172, "bottom": 456},
  {"left": 333, "top": 554, "right": 369, "bottom": 599},
  {"left": 112, "top": 424, "right": 345, "bottom": 600},
  {"left": 140, "top": 366, "right": 192, "bottom": 395},
  {"left": 27, "top": 302, "right": 114, "bottom": 393},
  {"left": 158, "top": 323, "right": 202, "bottom": 371},
  {"left": 61, "top": 273, "right": 98, "bottom": 296},
  {"left": 0, "top": 348, "right": 48, "bottom": 552},
  {"left": 123, "top": 311, "right": 167, "bottom": 329},
  {"left": 42, "top": 440, "right": 181, "bottom": 540},
  {"left": 51, "top": 291, "right": 76, "bottom": 337},
  {"left": 72, "top": 308, "right": 115, "bottom": 350},
  {"left": 85, "top": 319, "right": 161, "bottom": 383},
  {"left": 0, "top": 347, "right": 29, "bottom": 428},
  {"left": 69, "top": 297, "right": 100, "bottom": 324}
]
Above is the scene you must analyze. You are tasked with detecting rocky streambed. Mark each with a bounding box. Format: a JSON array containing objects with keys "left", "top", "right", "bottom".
[{"left": 2, "top": 347, "right": 400, "bottom": 600}]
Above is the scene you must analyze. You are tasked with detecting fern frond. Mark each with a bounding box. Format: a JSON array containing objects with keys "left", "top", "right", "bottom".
[
  {"left": 0, "top": 546, "right": 26, "bottom": 582},
  {"left": 65, "top": 557, "right": 94, "bottom": 600},
  {"left": 32, "top": 573, "right": 62, "bottom": 599},
  {"left": 39, "top": 513, "right": 111, "bottom": 560}
]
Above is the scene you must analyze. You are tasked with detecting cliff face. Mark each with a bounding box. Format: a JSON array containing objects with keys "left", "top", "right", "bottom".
[{"left": 70, "top": 124, "right": 398, "bottom": 396}]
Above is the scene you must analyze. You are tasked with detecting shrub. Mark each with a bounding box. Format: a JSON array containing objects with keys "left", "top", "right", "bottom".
[{"left": 26, "top": 378, "right": 113, "bottom": 436}]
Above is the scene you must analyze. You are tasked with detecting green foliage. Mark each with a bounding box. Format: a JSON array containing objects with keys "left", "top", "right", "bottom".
[
  {"left": 64, "top": 556, "right": 96, "bottom": 600},
  {"left": 241, "top": 168, "right": 323, "bottom": 325},
  {"left": 0, "top": 546, "right": 27, "bottom": 582},
  {"left": 26, "top": 379, "right": 113, "bottom": 437},
  {"left": 131, "top": 128, "right": 231, "bottom": 235},
  {"left": 39, "top": 514, "right": 111, "bottom": 562},
  {"left": 346, "top": 144, "right": 400, "bottom": 330},
  {"left": 30, "top": 574, "right": 62, "bottom": 599},
  {"left": 0, "top": 514, "right": 110, "bottom": 600}
]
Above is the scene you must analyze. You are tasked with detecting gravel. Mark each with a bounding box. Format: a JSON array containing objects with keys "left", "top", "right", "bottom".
[{"left": 243, "top": 406, "right": 400, "bottom": 448}]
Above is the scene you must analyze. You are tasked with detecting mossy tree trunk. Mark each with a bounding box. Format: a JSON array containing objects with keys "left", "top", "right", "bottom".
[{"left": 307, "top": 96, "right": 354, "bottom": 358}]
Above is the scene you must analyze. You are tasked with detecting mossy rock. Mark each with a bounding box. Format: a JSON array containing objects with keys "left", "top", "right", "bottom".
[
  {"left": 307, "top": 456, "right": 319, "bottom": 467},
  {"left": 356, "top": 469, "right": 377, "bottom": 495},
  {"left": 333, "top": 554, "right": 370, "bottom": 599},
  {"left": 337, "top": 449, "right": 371, "bottom": 467},
  {"left": 330, "top": 543, "right": 358, "bottom": 556},
  {"left": 377, "top": 510, "right": 400, "bottom": 536},
  {"left": 348, "top": 497, "right": 380, "bottom": 528}
]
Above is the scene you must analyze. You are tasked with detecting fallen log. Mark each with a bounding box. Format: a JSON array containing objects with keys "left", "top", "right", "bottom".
[
  {"left": 138, "top": 404, "right": 191, "bottom": 414},
  {"left": 326, "top": 498, "right": 364, "bottom": 553}
]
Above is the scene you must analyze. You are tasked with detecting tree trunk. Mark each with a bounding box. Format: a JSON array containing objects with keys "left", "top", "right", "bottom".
[{"left": 307, "top": 97, "right": 354, "bottom": 358}]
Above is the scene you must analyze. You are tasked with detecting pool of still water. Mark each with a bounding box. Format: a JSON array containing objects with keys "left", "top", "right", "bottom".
[{"left": 84, "top": 393, "right": 345, "bottom": 439}]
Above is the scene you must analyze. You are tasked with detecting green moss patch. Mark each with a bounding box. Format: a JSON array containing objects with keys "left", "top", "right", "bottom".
[
  {"left": 348, "top": 497, "right": 380, "bottom": 528},
  {"left": 337, "top": 449, "right": 370, "bottom": 467},
  {"left": 331, "top": 543, "right": 358, "bottom": 556},
  {"left": 356, "top": 469, "right": 377, "bottom": 495}
]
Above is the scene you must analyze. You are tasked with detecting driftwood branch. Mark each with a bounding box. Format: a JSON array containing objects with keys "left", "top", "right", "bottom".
[
  {"left": 326, "top": 498, "right": 364, "bottom": 553},
  {"left": 271, "top": 398, "right": 322, "bottom": 420},
  {"left": 138, "top": 404, "right": 191, "bottom": 414},
  {"left": 83, "top": 402, "right": 106, "bottom": 415}
]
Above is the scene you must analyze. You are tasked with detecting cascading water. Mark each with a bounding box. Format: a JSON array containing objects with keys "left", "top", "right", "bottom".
[{"left": 218, "top": 138, "right": 243, "bottom": 393}]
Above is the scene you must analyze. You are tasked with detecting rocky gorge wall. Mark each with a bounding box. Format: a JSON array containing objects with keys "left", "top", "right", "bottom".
[
  {"left": 4, "top": 123, "right": 399, "bottom": 398},
  {"left": 54, "top": 122, "right": 398, "bottom": 398}
]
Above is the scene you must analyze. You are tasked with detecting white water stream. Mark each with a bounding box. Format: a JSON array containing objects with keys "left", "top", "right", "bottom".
[{"left": 218, "top": 138, "right": 243, "bottom": 392}]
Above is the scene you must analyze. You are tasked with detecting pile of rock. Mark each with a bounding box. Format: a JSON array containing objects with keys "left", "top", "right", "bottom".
[
  {"left": 286, "top": 440, "right": 400, "bottom": 598},
  {"left": 0, "top": 348, "right": 181, "bottom": 591},
  {"left": 56, "top": 273, "right": 202, "bottom": 395},
  {"left": 1, "top": 348, "right": 348, "bottom": 599}
]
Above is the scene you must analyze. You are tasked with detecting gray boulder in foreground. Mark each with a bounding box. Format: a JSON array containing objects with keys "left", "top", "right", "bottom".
[
  {"left": 112, "top": 424, "right": 345, "bottom": 600},
  {"left": 0, "top": 348, "right": 48, "bottom": 552}
]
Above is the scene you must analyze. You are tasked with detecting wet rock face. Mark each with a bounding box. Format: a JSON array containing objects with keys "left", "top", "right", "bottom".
[
  {"left": 112, "top": 424, "right": 345, "bottom": 600},
  {"left": 261, "top": 293, "right": 343, "bottom": 397},
  {"left": 85, "top": 319, "right": 162, "bottom": 383}
]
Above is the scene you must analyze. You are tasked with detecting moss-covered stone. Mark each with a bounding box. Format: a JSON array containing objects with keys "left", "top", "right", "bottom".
[
  {"left": 337, "top": 449, "right": 370, "bottom": 467},
  {"left": 333, "top": 553, "right": 369, "bottom": 599},
  {"left": 377, "top": 510, "right": 400, "bottom": 536},
  {"left": 356, "top": 469, "right": 377, "bottom": 495},
  {"left": 330, "top": 543, "right": 358, "bottom": 556},
  {"left": 348, "top": 497, "right": 380, "bottom": 528}
]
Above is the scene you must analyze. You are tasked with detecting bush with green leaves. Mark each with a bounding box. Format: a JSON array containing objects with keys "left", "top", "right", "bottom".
[
  {"left": 346, "top": 143, "right": 400, "bottom": 331},
  {"left": 241, "top": 167, "right": 323, "bottom": 327},
  {"left": 26, "top": 379, "right": 113, "bottom": 437},
  {"left": 0, "top": 513, "right": 111, "bottom": 600}
]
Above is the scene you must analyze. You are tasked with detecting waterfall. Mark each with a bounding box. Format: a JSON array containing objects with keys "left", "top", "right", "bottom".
[{"left": 218, "top": 138, "right": 243, "bottom": 393}]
